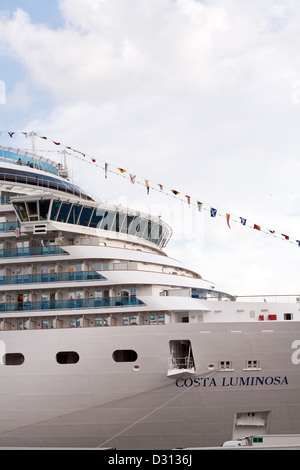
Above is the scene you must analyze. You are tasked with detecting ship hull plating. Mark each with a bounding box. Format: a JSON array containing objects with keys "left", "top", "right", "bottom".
[{"left": 0, "top": 320, "right": 299, "bottom": 449}]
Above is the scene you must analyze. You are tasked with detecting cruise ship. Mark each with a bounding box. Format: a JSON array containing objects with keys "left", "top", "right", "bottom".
[{"left": 0, "top": 143, "right": 299, "bottom": 450}]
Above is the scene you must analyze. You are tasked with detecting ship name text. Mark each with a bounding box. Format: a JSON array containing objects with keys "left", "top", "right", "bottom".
[{"left": 175, "top": 375, "right": 288, "bottom": 388}]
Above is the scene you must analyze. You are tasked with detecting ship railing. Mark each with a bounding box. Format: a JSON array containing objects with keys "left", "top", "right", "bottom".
[
  {"left": 235, "top": 294, "right": 300, "bottom": 304},
  {"left": 0, "top": 169, "right": 91, "bottom": 200},
  {"left": 0, "top": 270, "right": 106, "bottom": 285},
  {"left": 0, "top": 221, "right": 19, "bottom": 232},
  {"left": 0, "top": 246, "right": 68, "bottom": 258},
  {"left": 168, "top": 356, "right": 194, "bottom": 370},
  {"left": 0, "top": 296, "right": 144, "bottom": 313}
]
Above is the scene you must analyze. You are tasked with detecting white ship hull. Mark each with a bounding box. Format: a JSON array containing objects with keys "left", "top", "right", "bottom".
[
  {"left": 0, "top": 308, "right": 299, "bottom": 449},
  {"left": 0, "top": 144, "right": 299, "bottom": 449}
]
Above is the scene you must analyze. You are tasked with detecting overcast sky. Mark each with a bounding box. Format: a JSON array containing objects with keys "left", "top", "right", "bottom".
[{"left": 1, "top": 0, "right": 300, "bottom": 296}]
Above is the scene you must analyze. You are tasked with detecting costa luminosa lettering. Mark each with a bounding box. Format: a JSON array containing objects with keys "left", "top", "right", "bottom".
[{"left": 175, "top": 376, "right": 288, "bottom": 387}]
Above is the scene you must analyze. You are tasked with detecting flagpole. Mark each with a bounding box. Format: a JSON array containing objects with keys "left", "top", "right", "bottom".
[{"left": 29, "top": 131, "right": 37, "bottom": 167}]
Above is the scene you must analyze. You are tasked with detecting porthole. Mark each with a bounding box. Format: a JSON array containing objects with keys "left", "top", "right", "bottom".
[
  {"left": 3, "top": 353, "right": 24, "bottom": 366},
  {"left": 112, "top": 350, "right": 138, "bottom": 362},
  {"left": 56, "top": 351, "right": 79, "bottom": 364}
]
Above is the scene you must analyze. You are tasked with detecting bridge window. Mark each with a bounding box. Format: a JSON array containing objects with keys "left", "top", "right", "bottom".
[{"left": 39, "top": 200, "right": 50, "bottom": 220}]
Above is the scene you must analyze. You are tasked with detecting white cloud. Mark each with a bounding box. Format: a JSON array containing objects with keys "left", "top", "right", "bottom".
[
  {"left": 6, "top": 80, "right": 31, "bottom": 110},
  {"left": 1, "top": 0, "right": 300, "bottom": 295}
]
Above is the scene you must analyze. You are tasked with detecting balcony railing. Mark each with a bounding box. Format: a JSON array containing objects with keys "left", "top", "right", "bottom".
[
  {"left": 0, "top": 246, "right": 68, "bottom": 258},
  {"left": 0, "top": 270, "right": 106, "bottom": 285},
  {"left": 0, "top": 222, "right": 19, "bottom": 232},
  {"left": 0, "top": 296, "right": 144, "bottom": 313}
]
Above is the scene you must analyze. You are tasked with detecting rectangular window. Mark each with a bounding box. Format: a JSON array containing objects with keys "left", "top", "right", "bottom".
[
  {"left": 42, "top": 318, "right": 53, "bottom": 329},
  {"left": 78, "top": 206, "right": 93, "bottom": 226},
  {"left": 245, "top": 360, "right": 260, "bottom": 370},
  {"left": 50, "top": 200, "right": 61, "bottom": 220},
  {"left": 95, "top": 316, "right": 108, "bottom": 327},
  {"left": 13, "top": 202, "right": 28, "bottom": 222},
  {"left": 149, "top": 314, "right": 157, "bottom": 325},
  {"left": 27, "top": 201, "right": 38, "bottom": 221},
  {"left": 219, "top": 360, "right": 233, "bottom": 370},
  {"left": 67, "top": 204, "right": 82, "bottom": 225},
  {"left": 89, "top": 208, "right": 105, "bottom": 228},
  {"left": 39, "top": 200, "right": 50, "bottom": 220},
  {"left": 69, "top": 317, "right": 81, "bottom": 328},
  {"left": 56, "top": 202, "right": 72, "bottom": 223},
  {"left": 101, "top": 210, "right": 116, "bottom": 231}
]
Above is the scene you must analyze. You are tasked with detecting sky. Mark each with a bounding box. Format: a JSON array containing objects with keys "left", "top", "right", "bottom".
[{"left": 0, "top": 0, "right": 300, "bottom": 296}]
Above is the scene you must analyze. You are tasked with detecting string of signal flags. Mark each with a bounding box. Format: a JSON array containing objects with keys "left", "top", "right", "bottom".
[{"left": 1, "top": 130, "right": 299, "bottom": 247}]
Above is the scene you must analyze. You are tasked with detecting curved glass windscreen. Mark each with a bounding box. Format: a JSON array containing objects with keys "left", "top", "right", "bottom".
[
  {"left": 13, "top": 199, "right": 171, "bottom": 248},
  {"left": 0, "top": 167, "right": 92, "bottom": 200},
  {"left": 0, "top": 147, "right": 59, "bottom": 175}
]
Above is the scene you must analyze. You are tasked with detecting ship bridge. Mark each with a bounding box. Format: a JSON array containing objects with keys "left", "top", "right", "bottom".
[{"left": 10, "top": 194, "right": 173, "bottom": 250}]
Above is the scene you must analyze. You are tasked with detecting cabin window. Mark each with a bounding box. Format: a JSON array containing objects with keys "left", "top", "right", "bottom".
[
  {"left": 56, "top": 351, "right": 79, "bottom": 364},
  {"left": 245, "top": 360, "right": 260, "bottom": 370},
  {"left": 95, "top": 316, "right": 108, "bottom": 326},
  {"left": 3, "top": 353, "right": 24, "bottom": 365},
  {"left": 219, "top": 360, "right": 233, "bottom": 370},
  {"left": 112, "top": 350, "right": 138, "bottom": 362},
  {"left": 284, "top": 313, "right": 293, "bottom": 320}
]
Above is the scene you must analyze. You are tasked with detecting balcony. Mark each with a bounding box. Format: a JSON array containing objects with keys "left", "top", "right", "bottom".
[
  {"left": 0, "top": 246, "right": 68, "bottom": 258},
  {"left": 0, "top": 222, "right": 20, "bottom": 232},
  {"left": 0, "top": 296, "right": 144, "bottom": 313},
  {"left": 0, "top": 270, "right": 107, "bottom": 285}
]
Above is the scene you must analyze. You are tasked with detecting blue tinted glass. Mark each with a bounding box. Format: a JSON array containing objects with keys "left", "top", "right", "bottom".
[
  {"left": 67, "top": 204, "right": 82, "bottom": 224},
  {"left": 50, "top": 200, "right": 61, "bottom": 220},
  {"left": 57, "top": 202, "right": 72, "bottom": 222},
  {"left": 89, "top": 208, "right": 105, "bottom": 228},
  {"left": 78, "top": 206, "right": 93, "bottom": 226}
]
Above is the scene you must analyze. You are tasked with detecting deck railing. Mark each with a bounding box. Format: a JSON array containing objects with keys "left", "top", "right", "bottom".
[
  {"left": 0, "top": 296, "right": 144, "bottom": 313},
  {"left": 0, "top": 246, "right": 68, "bottom": 258},
  {"left": 0, "top": 270, "right": 106, "bottom": 285}
]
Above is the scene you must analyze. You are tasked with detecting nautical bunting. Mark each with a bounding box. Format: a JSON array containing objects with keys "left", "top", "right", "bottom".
[
  {"left": 197, "top": 201, "right": 203, "bottom": 212},
  {"left": 1, "top": 130, "right": 299, "bottom": 247},
  {"left": 145, "top": 180, "right": 150, "bottom": 194},
  {"left": 226, "top": 213, "right": 231, "bottom": 229}
]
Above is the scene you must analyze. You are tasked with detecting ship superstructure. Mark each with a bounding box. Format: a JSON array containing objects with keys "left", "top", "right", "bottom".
[{"left": 0, "top": 145, "right": 299, "bottom": 449}]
